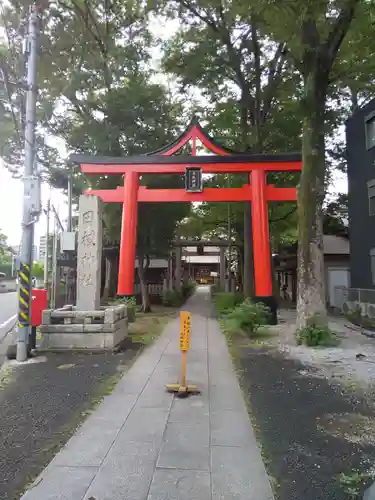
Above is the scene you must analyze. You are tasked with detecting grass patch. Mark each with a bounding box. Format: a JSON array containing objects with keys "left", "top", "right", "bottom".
[{"left": 129, "top": 305, "right": 177, "bottom": 345}]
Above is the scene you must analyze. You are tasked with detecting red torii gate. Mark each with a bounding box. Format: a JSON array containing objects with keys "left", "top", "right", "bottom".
[{"left": 71, "top": 120, "right": 302, "bottom": 319}]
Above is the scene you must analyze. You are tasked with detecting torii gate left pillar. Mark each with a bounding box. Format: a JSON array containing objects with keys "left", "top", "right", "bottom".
[{"left": 118, "top": 171, "right": 139, "bottom": 295}]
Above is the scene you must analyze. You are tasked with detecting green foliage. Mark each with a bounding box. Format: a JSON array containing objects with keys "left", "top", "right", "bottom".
[
  {"left": 296, "top": 316, "right": 338, "bottom": 347},
  {"left": 162, "top": 289, "right": 183, "bottom": 307},
  {"left": 214, "top": 292, "right": 245, "bottom": 316},
  {"left": 117, "top": 296, "right": 136, "bottom": 307},
  {"left": 162, "top": 1, "right": 304, "bottom": 249},
  {"left": 323, "top": 193, "right": 348, "bottom": 237},
  {"left": 32, "top": 261, "right": 44, "bottom": 279},
  {"left": 161, "top": 0, "right": 375, "bottom": 327},
  {"left": 1, "top": 1, "right": 190, "bottom": 265},
  {"left": 0, "top": 263, "right": 12, "bottom": 277},
  {"left": 0, "top": 231, "right": 8, "bottom": 254},
  {"left": 181, "top": 280, "right": 196, "bottom": 299},
  {"left": 0, "top": 231, "right": 13, "bottom": 267},
  {"left": 1, "top": 0, "right": 373, "bottom": 330},
  {"left": 225, "top": 299, "right": 270, "bottom": 336},
  {"left": 338, "top": 469, "right": 373, "bottom": 498},
  {"left": 136, "top": 175, "right": 190, "bottom": 261}
]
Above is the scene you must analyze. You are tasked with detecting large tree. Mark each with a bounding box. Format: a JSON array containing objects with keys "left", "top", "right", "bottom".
[
  {"left": 0, "top": 0, "right": 191, "bottom": 309},
  {"left": 161, "top": 0, "right": 374, "bottom": 326},
  {"left": 160, "top": 0, "right": 304, "bottom": 296},
  {"left": 258, "top": 0, "right": 373, "bottom": 327}
]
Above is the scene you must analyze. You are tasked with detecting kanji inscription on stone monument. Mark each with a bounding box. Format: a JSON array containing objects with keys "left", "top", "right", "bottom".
[{"left": 76, "top": 195, "right": 103, "bottom": 310}]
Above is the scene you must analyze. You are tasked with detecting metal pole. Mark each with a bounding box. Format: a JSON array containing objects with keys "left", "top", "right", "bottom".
[
  {"left": 66, "top": 173, "right": 73, "bottom": 303},
  {"left": 51, "top": 219, "right": 58, "bottom": 309},
  {"left": 44, "top": 199, "right": 50, "bottom": 291},
  {"left": 16, "top": 5, "right": 39, "bottom": 362},
  {"left": 67, "top": 173, "right": 72, "bottom": 232}
]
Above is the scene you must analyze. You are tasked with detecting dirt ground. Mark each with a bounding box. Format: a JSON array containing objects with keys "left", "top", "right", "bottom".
[{"left": 230, "top": 309, "right": 375, "bottom": 500}]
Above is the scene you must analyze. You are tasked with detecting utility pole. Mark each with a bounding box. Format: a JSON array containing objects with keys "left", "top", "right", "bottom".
[
  {"left": 66, "top": 173, "right": 74, "bottom": 303},
  {"left": 51, "top": 217, "right": 58, "bottom": 309},
  {"left": 16, "top": 5, "right": 41, "bottom": 362},
  {"left": 44, "top": 199, "right": 50, "bottom": 292}
]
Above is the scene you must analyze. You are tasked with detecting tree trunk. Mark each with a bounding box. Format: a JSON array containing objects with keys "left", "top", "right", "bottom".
[
  {"left": 296, "top": 72, "right": 328, "bottom": 329},
  {"left": 137, "top": 254, "right": 151, "bottom": 313},
  {"left": 236, "top": 243, "right": 244, "bottom": 293}
]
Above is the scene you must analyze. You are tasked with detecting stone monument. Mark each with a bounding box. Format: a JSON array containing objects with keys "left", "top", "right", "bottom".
[
  {"left": 38, "top": 194, "right": 134, "bottom": 351},
  {"left": 76, "top": 195, "right": 103, "bottom": 310}
]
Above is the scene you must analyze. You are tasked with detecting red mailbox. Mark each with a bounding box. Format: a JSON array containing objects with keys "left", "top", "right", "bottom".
[{"left": 31, "top": 289, "right": 48, "bottom": 327}]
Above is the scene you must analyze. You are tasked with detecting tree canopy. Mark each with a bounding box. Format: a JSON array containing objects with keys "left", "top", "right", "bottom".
[{"left": 1, "top": 0, "right": 374, "bottom": 322}]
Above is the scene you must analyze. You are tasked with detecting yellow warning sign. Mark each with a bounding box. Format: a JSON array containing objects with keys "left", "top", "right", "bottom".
[{"left": 179, "top": 311, "right": 191, "bottom": 352}]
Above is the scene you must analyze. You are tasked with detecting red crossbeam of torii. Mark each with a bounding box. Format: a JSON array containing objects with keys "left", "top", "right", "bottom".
[{"left": 71, "top": 120, "right": 302, "bottom": 315}]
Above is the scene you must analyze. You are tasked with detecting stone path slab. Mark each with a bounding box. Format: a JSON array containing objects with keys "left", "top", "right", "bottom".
[{"left": 21, "top": 286, "right": 274, "bottom": 500}]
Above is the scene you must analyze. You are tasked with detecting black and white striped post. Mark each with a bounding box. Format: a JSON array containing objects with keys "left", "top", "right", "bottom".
[{"left": 17, "top": 263, "right": 32, "bottom": 353}]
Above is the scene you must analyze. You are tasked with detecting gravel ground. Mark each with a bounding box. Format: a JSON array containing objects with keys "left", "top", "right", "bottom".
[
  {"left": 234, "top": 344, "right": 375, "bottom": 500},
  {"left": 0, "top": 339, "right": 143, "bottom": 500},
  {"left": 276, "top": 309, "right": 375, "bottom": 389}
]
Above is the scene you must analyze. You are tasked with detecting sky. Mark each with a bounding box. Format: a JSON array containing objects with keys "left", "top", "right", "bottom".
[
  {"left": 0, "top": 161, "right": 68, "bottom": 247},
  {"left": 0, "top": 13, "right": 348, "bottom": 248}
]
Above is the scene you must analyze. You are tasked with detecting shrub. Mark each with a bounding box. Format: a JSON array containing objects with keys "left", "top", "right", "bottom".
[
  {"left": 181, "top": 280, "right": 196, "bottom": 299},
  {"left": 214, "top": 292, "right": 244, "bottom": 316},
  {"left": 118, "top": 295, "right": 136, "bottom": 307},
  {"left": 225, "top": 298, "right": 270, "bottom": 335},
  {"left": 162, "top": 289, "right": 183, "bottom": 307},
  {"left": 296, "top": 319, "right": 338, "bottom": 347}
]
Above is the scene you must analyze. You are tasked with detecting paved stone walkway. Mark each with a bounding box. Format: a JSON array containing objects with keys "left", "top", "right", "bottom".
[{"left": 22, "top": 286, "right": 274, "bottom": 500}]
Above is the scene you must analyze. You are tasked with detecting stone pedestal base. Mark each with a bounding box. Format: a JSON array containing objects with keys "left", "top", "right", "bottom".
[
  {"left": 39, "top": 304, "right": 131, "bottom": 351},
  {"left": 39, "top": 319, "right": 127, "bottom": 351}
]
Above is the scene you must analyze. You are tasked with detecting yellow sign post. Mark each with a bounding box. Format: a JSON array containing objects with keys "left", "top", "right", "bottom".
[{"left": 166, "top": 311, "right": 199, "bottom": 396}]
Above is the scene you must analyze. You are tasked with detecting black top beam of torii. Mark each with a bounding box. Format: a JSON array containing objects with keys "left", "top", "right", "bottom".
[{"left": 69, "top": 117, "right": 302, "bottom": 167}]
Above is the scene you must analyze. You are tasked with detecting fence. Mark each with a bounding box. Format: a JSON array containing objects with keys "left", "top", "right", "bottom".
[
  {"left": 134, "top": 283, "right": 164, "bottom": 296},
  {"left": 334, "top": 286, "right": 375, "bottom": 318}
]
